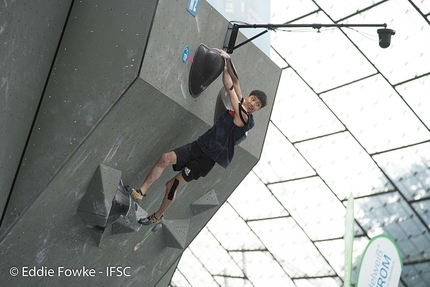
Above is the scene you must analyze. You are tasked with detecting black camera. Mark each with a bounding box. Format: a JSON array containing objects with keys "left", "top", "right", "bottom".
[{"left": 377, "top": 28, "right": 396, "bottom": 48}]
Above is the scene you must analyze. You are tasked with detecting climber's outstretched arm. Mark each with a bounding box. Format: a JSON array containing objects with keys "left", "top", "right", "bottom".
[{"left": 214, "top": 48, "right": 243, "bottom": 103}]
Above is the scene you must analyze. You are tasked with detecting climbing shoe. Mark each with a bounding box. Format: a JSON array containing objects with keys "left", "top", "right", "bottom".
[
  {"left": 122, "top": 182, "right": 146, "bottom": 201},
  {"left": 138, "top": 213, "right": 164, "bottom": 225},
  {"left": 130, "top": 188, "right": 146, "bottom": 200}
]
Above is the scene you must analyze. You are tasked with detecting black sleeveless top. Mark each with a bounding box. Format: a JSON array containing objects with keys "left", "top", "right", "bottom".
[{"left": 197, "top": 108, "right": 254, "bottom": 168}]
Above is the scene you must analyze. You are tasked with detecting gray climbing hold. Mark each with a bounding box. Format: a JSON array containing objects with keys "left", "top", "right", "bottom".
[
  {"left": 188, "top": 43, "right": 224, "bottom": 97},
  {"left": 162, "top": 219, "right": 190, "bottom": 249},
  {"left": 77, "top": 164, "right": 122, "bottom": 241},
  {"left": 77, "top": 164, "right": 146, "bottom": 246},
  {"left": 190, "top": 189, "right": 219, "bottom": 216},
  {"left": 111, "top": 202, "right": 147, "bottom": 234}
]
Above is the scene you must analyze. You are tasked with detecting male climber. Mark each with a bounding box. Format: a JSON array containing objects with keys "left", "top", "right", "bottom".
[{"left": 133, "top": 48, "right": 267, "bottom": 225}]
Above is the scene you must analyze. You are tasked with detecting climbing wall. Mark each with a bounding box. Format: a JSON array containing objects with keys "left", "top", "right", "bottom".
[{"left": 0, "top": 0, "right": 281, "bottom": 286}]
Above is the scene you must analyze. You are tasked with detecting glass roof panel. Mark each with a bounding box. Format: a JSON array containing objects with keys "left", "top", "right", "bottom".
[
  {"left": 271, "top": 68, "right": 345, "bottom": 142},
  {"left": 269, "top": 46, "right": 288, "bottom": 69},
  {"left": 206, "top": 202, "right": 265, "bottom": 250},
  {"left": 413, "top": 0, "right": 430, "bottom": 14},
  {"left": 412, "top": 199, "right": 430, "bottom": 229},
  {"left": 396, "top": 75, "right": 430, "bottom": 129},
  {"left": 270, "top": 0, "right": 318, "bottom": 23},
  {"left": 248, "top": 217, "right": 335, "bottom": 277},
  {"left": 315, "top": 237, "right": 369, "bottom": 281},
  {"left": 186, "top": 227, "right": 244, "bottom": 278},
  {"left": 295, "top": 132, "right": 394, "bottom": 199},
  {"left": 294, "top": 277, "right": 343, "bottom": 287},
  {"left": 171, "top": 270, "right": 191, "bottom": 287},
  {"left": 321, "top": 75, "right": 430, "bottom": 153},
  {"left": 213, "top": 275, "right": 253, "bottom": 287},
  {"left": 269, "top": 177, "right": 349, "bottom": 240},
  {"left": 227, "top": 172, "right": 289, "bottom": 220},
  {"left": 174, "top": 248, "right": 220, "bottom": 287},
  {"left": 271, "top": 12, "right": 376, "bottom": 93},
  {"left": 355, "top": 192, "right": 430, "bottom": 263},
  {"left": 230, "top": 251, "right": 295, "bottom": 287},
  {"left": 252, "top": 123, "right": 315, "bottom": 183},
  {"left": 402, "top": 262, "right": 430, "bottom": 287},
  {"left": 373, "top": 142, "right": 430, "bottom": 201},
  {"left": 316, "top": 0, "right": 379, "bottom": 21}
]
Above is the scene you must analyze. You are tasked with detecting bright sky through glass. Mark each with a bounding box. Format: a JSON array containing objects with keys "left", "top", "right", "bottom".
[{"left": 171, "top": 0, "right": 430, "bottom": 286}]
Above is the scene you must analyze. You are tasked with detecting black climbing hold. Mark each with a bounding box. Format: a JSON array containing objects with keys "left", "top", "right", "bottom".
[{"left": 188, "top": 43, "right": 224, "bottom": 97}]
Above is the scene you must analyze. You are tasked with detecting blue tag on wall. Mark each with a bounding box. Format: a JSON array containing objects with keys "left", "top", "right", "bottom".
[
  {"left": 187, "top": 0, "right": 199, "bottom": 17},
  {"left": 182, "top": 46, "right": 190, "bottom": 63}
]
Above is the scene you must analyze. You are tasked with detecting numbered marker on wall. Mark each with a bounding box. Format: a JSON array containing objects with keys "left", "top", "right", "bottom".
[{"left": 187, "top": 0, "right": 200, "bottom": 17}]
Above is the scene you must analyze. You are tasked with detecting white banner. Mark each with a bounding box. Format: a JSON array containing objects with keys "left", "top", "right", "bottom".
[{"left": 356, "top": 234, "right": 403, "bottom": 287}]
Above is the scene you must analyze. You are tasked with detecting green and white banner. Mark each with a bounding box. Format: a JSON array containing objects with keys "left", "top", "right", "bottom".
[
  {"left": 344, "top": 193, "right": 354, "bottom": 287},
  {"left": 356, "top": 234, "right": 403, "bottom": 287}
]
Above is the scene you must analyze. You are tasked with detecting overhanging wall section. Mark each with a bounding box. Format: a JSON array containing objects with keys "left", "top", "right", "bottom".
[
  {"left": 0, "top": 0, "right": 281, "bottom": 286},
  {"left": 0, "top": 76, "right": 263, "bottom": 287}
]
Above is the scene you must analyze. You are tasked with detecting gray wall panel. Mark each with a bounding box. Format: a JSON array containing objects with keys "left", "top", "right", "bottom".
[
  {"left": 1, "top": 0, "right": 158, "bottom": 233},
  {"left": 0, "top": 0, "right": 72, "bottom": 226}
]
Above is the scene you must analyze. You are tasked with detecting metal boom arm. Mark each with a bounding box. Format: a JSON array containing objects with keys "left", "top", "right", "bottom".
[{"left": 223, "top": 22, "right": 388, "bottom": 53}]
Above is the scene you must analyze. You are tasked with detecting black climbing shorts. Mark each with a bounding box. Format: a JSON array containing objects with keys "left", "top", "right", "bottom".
[{"left": 173, "top": 141, "right": 215, "bottom": 182}]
